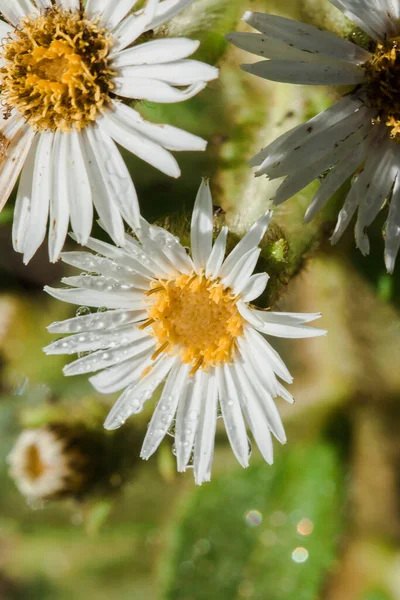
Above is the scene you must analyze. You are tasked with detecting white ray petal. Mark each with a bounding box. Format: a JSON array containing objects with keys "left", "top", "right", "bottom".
[
  {"left": 12, "top": 135, "right": 39, "bottom": 254},
  {"left": 219, "top": 211, "right": 272, "bottom": 278},
  {"left": 385, "top": 173, "right": 400, "bottom": 274},
  {"left": 239, "top": 304, "right": 327, "bottom": 338},
  {"left": 44, "top": 324, "right": 144, "bottom": 355},
  {"left": 35, "top": 0, "right": 52, "bottom": 8},
  {"left": 111, "top": 38, "right": 199, "bottom": 67},
  {"left": 205, "top": 226, "right": 228, "bottom": 279},
  {"left": 61, "top": 250, "right": 149, "bottom": 287},
  {"left": 80, "top": 128, "right": 125, "bottom": 246},
  {"left": 89, "top": 348, "right": 154, "bottom": 394},
  {"left": 99, "top": 107, "right": 181, "bottom": 178},
  {"left": 47, "top": 309, "right": 145, "bottom": 334},
  {"left": 0, "top": 0, "right": 37, "bottom": 25},
  {"left": 175, "top": 371, "right": 204, "bottom": 471},
  {"left": 104, "top": 354, "right": 176, "bottom": 430},
  {"left": 134, "top": 221, "right": 179, "bottom": 278},
  {"left": 226, "top": 32, "right": 324, "bottom": 62},
  {"left": 240, "top": 273, "right": 269, "bottom": 303},
  {"left": 123, "top": 231, "right": 171, "bottom": 279},
  {"left": 148, "top": 0, "right": 194, "bottom": 29},
  {"left": 0, "top": 122, "right": 35, "bottom": 214},
  {"left": 117, "top": 60, "right": 218, "bottom": 85},
  {"left": 89, "top": 122, "right": 140, "bottom": 230},
  {"left": 242, "top": 59, "right": 365, "bottom": 85},
  {"left": 63, "top": 131, "right": 93, "bottom": 246},
  {"left": 194, "top": 370, "right": 218, "bottom": 485},
  {"left": 110, "top": 0, "right": 158, "bottom": 54},
  {"left": 147, "top": 225, "right": 194, "bottom": 274},
  {"left": 0, "top": 18, "right": 12, "bottom": 39},
  {"left": 60, "top": 275, "right": 142, "bottom": 295},
  {"left": 44, "top": 285, "right": 146, "bottom": 310},
  {"left": 244, "top": 327, "right": 293, "bottom": 384},
  {"left": 48, "top": 132, "right": 70, "bottom": 263},
  {"left": 58, "top": 0, "right": 79, "bottom": 10},
  {"left": 329, "top": 0, "right": 390, "bottom": 40},
  {"left": 220, "top": 247, "right": 261, "bottom": 295},
  {"left": 191, "top": 179, "right": 213, "bottom": 271},
  {"left": 237, "top": 335, "right": 280, "bottom": 397},
  {"left": 242, "top": 11, "right": 371, "bottom": 63},
  {"left": 217, "top": 364, "right": 249, "bottom": 468},
  {"left": 84, "top": 0, "right": 109, "bottom": 21},
  {"left": 23, "top": 131, "right": 54, "bottom": 265},
  {"left": 113, "top": 76, "right": 207, "bottom": 103},
  {"left": 141, "top": 362, "right": 191, "bottom": 460},
  {"left": 98, "top": 0, "right": 138, "bottom": 30},
  {"left": 64, "top": 337, "right": 155, "bottom": 377},
  {"left": 251, "top": 310, "right": 322, "bottom": 326}
]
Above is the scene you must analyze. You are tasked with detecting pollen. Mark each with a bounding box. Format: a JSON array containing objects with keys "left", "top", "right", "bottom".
[
  {"left": 0, "top": 7, "right": 116, "bottom": 132},
  {"left": 147, "top": 273, "right": 244, "bottom": 372},
  {"left": 365, "top": 38, "right": 400, "bottom": 140}
]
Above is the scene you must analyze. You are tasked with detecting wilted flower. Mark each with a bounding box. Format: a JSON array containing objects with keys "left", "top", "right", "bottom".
[
  {"left": 44, "top": 180, "right": 326, "bottom": 484},
  {"left": 0, "top": 0, "right": 218, "bottom": 262},
  {"left": 228, "top": 3, "right": 400, "bottom": 272}
]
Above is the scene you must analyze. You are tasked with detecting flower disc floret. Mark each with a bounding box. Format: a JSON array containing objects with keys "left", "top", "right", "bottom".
[
  {"left": 146, "top": 273, "right": 244, "bottom": 373},
  {"left": 0, "top": 7, "right": 115, "bottom": 131}
]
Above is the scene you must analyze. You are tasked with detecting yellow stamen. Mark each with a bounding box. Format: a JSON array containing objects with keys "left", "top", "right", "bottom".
[
  {"left": 146, "top": 286, "right": 165, "bottom": 296},
  {"left": 146, "top": 272, "right": 244, "bottom": 372},
  {"left": 139, "top": 318, "right": 155, "bottom": 330},
  {"left": 0, "top": 7, "right": 115, "bottom": 132},
  {"left": 151, "top": 341, "right": 170, "bottom": 361}
]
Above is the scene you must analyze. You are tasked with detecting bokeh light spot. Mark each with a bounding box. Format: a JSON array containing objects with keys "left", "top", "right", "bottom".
[
  {"left": 291, "top": 547, "right": 309, "bottom": 563},
  {"left": 244, "top": 509, "right": 262, "bottom": 527}
]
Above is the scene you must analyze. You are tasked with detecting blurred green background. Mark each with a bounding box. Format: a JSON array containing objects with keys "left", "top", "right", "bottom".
[{"left": 0, "top": 1, "right": 399, "bottom": 598}]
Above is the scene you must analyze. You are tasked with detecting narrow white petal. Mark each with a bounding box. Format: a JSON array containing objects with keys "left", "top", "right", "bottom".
[
  {"left": 117, "top": 60, "right": 218, "bottom": 85},
  {"left": 89, "top": 348, "right": 154, "bottom": 394},
  {"left": 123, "top": 231, "right": 172, "bottom": 279},
  {"left": 148, "top": 0, "right": 194, "bottom": 29},
  {"left": 251, "top": 310, "right": 322, "bottom": 326},
  {"left": 84, "top": 0, "right": 109, "bottom": 21},
  {"left": 114, "top": 76, "right": 207, "bottom": 103},
  {"left": 219, "top": 211, "right": 272, "bottom": 278},
  {"left": 104, "top": 354, "right": 176, "bottom": 430},
  {"left": 98, "top": 0, "right": 138, "bottom": 30},
  {"left": 80, "top": 128, "right": 125, "bottom": 246},
  {"left": 217, "top": 364, "right": 249, "bottom": 468},
  {"left": 385, "top": 173, "right": 400, "bottom": 274},
  {"left": 191, "top": 179, "right": 213, "bottom": 271},
  {"left": 59, "top": 0, "right": 79, "bottom": 10},
  {"left": 240, "top": 273, "right": 269, "bottom": 303},
  {"left": 277, "top": 383, "right": 294, "bottom": 404},
  {"left": 147, "top": 225, "right": 194, "bottom": 274},
  {"left": 175, "top": 371, "right": 204, "bottom": 471},
  {"left": 194, "top": 370, "right": 218, "bottom": 485},
  {"left": 64, "top": 337, "right": 155, "bottom": 377},
  {"left": 134, "top": 220, "right": 179, "bottom": 277},
  {"left": 244, "top": 327, "right": 293, "bottom": 384},
  {"left": 239, "top": 305, "right": 327, "bottom": 338},
  {"left": 242, "top": 59, "right": 365, "bottom": 85},
  {"left": 205, "top": 226, "right": 228, "bottom": 279},
  {"left": 99, "top": 107, "right": 181, "bottom": 178},
  {"left": 237, "top": 335, "right": 280, "bottom": 397},
  {"left": 35, "top": 0, "right": 52, "bottom": 8},
  {"left": 65, "top": 131, "right": 93, "bottom": 246},
  {"left": 242, "top": 11, "right": 371, "bottom": 63},
  {"left": 48, "top": 132, "right": 70, "bottom": 263},
  {"left": 110, "top": 0, "right": 159, "bottom": 54},
  {"left": 141, "top": 362, "right": 191, "bottom": 460},
  {"left": 0, "top": 124, "right": 35, "bottom": 214},
  {"left": 329, "top": 0, "right": 390, "bottom": 40},
  {"left": 44, "top": 324, "right": 144, "bottom": 355},
  {"left": 330, "top": 173, "right": 363, "bottom": 245},
  {"left": 226, "top": 32, "right": 322, "bottom": 62},
  {"left": 112, "top": 38, "right": 200, "bottom": 67},
  {"left": 23, "top": 132, "right": 54, "bottom": 264},
  {"left": 221, "top": 247, "right": 261, "bottom": 296},
  {"left": 0, "top": 0, "right": 37, "bottom": 25},
  {"left": 61, "top": 275, "right": 142, "bottom": 295},
  {"left": 90, "top": 123, "right": 140, "bottom": 230},
  {"left": 44, "top": 285, "right": 146, "bottom": 310},
  {"left": 12, "top": 135, "right": 39, "bottom": 254},
  {"left": 0, "top": 18, "right": 14, "bottom": 37},
  {"left": 47, "top": 309, "right": 145, "bottom": 334}
]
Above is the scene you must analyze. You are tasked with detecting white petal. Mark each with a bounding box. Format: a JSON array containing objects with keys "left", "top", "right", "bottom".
[
  {"left": 44, "top": 324, "right": 143, "bottom": 355},
  {"left": 329, "top": 0, "right": 390, "bottom": 40},
  {"left": 251, "top": 310, "right": 322, "bottom": 326},
  {"left": 12, "top": 135, "right": 39, "bottom": 254},
  {"left": 99, "top": 106, "right": 181, "bottom": 178},
  {"left": 23, "top": 132, "right": 54, "bottom": 264},
  {"left": 0, "top": 123, "right": 35, "bottom": 214},
  {"left": 61, "top": 275, "right": 142, "bottom": 296},
  {"left": 141, "top": 362, "right": 191, "bottom": 460},
  {"left": 84, "top": 0, "right": 109, "bottom": 21},
  {"left": 175, "top": 371, "right": 204, "bottom": 471},
  {"left": 243, "top": 327, "right": 293, "bottom": 384},
  {"left": 48, "top": 132, "right": 70, "bottom": 263},
  {"left": 237, "top": 335, "right": 280, "bottom": 397},
  {"left": 89, "top": 123, "right": 140, "bottom": 230},
  {"left": 191, "top": 179, "right": 213, "bottom": 271},
  {"left": 226, "top": 32, "right": 322, "bottom": 62},
  {"left": 194, "top": 370, "right": 218, "bottom": 485},
  {"left": 35, "top": 0, "right": 52, "bottom": 8},
  {"left": 112, "top": 38, "right": 200, "bottom": 67},
  {"left": 330, "top": 173, "right": 363, "bottom": 245},
  {"left": 385, "top": 173, "right": 400, "bottom": 274},
  {"left": 205, "top": 226, "right": 228, "bottom": 279},
  {"left": 89, "top": 348, "right": 154, "bottom": 394},
  {"left": 240, "top": 305, "right": 327, "bottom": 338},
  {"left": 117, "top": 60, "right": 218, "bottom": 85},
  {"left": 59, "top": 0, "right": 79, "bottom": 10},
  {"left": 64, "top": 337, "right": 155, "bottom": 377},
  {"left": 96, "top": 0, "right": 138, "bottom": 30},
  {"left": 240, "top": 273, "right": 269, "bottom": 303},
  {"left": 242, "top": 11, "right": 371, "bottom": 64},
  {"left": 134, "top": 220, "right": 179, "bottom": 277},
  {"left": 104, "top": 354, "right": 176, "bottom": 430},
  {"left": 277, "top": 383, "right": 294, "bottom": 404},
  {"left": 221, "top": 247, "right": 261, "bottom": 295},
  {"left": 110, "top": 0, "right": 159, "bottom": 54},
  {"left": 44, "top": 285, "right": 146, "bottom": 310},
  {"left": 148, "top": 0, "right": 194, "bottom": 29},
  {"left": 147, "top": 225, "right": 194, "bottom": 274},
  {"left": 0, "top": 0, "right": 37, "bottom": 25},
  {"left": 0, "top": 18, "right": 14, "bottom": 37},
  {"left": 47, "top": 309, "right": 145, "bottom": 334},
  {"left": 80, "top": 128, "right": 125, "bottom": 246},
  {"left": 219, "top": 211, "right": 272, "bottom": 278},
  {"left": 114, "top": 76, "right": 207, "bottom": 103},
  {"left": 217, "top": 364, "right": 249, "bottom": 468},
  {"left": 123, "top": 230, "right": 171, "bottom": 279},
  {"left": 242, "top": 60, "right": 365, "bottom": 85}
]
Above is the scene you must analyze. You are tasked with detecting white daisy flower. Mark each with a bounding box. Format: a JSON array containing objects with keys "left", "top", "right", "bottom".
[
  {"left": 43, "top": 180, "right": 326, "bottom": 485},
  {"left": 0, "top": 0, "right": 218, "bottom": 264},
  {"left": 227, "top": 4, "right": 400, "bottom": 272}
]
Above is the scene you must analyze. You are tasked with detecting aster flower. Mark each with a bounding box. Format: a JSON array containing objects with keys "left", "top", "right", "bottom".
[
  {"left": 227, "top": 4, "right": 400, "bottom": 272},
  {"left": 43, "top": 180, "right": 325, "bottom": 485},
  {"left": 0, "top": 0, "right": 218, "bottom": 263}
]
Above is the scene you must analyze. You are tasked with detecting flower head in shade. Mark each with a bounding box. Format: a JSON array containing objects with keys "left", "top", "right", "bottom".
[
  {"left": 44, "top": 180, "right": 326, "bottom": 484},
  {"left": 8, "top": 426, "right": 90, "bottom": 500},
  {"left": 227, "top": 3, "right": 400, "bottom": 272},
  {"left": 0, "top": 0, "right": 217, "bottom": 263}
]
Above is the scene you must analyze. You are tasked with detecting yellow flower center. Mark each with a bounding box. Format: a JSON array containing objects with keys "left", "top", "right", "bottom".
[
  {"left": 144, "top": 273, "right": 244, "bottom": 374},
  {"left": 0, "top": 7, "right": 115, "bottom": 132},
  {"left": 24, "top": 444, "right": 45, "bottom": 481},
  {"left": 365, "top": 38, "right": 400, "bottom": 139}
]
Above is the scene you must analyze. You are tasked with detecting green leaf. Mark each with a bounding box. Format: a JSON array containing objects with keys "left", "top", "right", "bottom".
[{"left": 161, "top": 440, "right": 345, "bottom": 600}]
